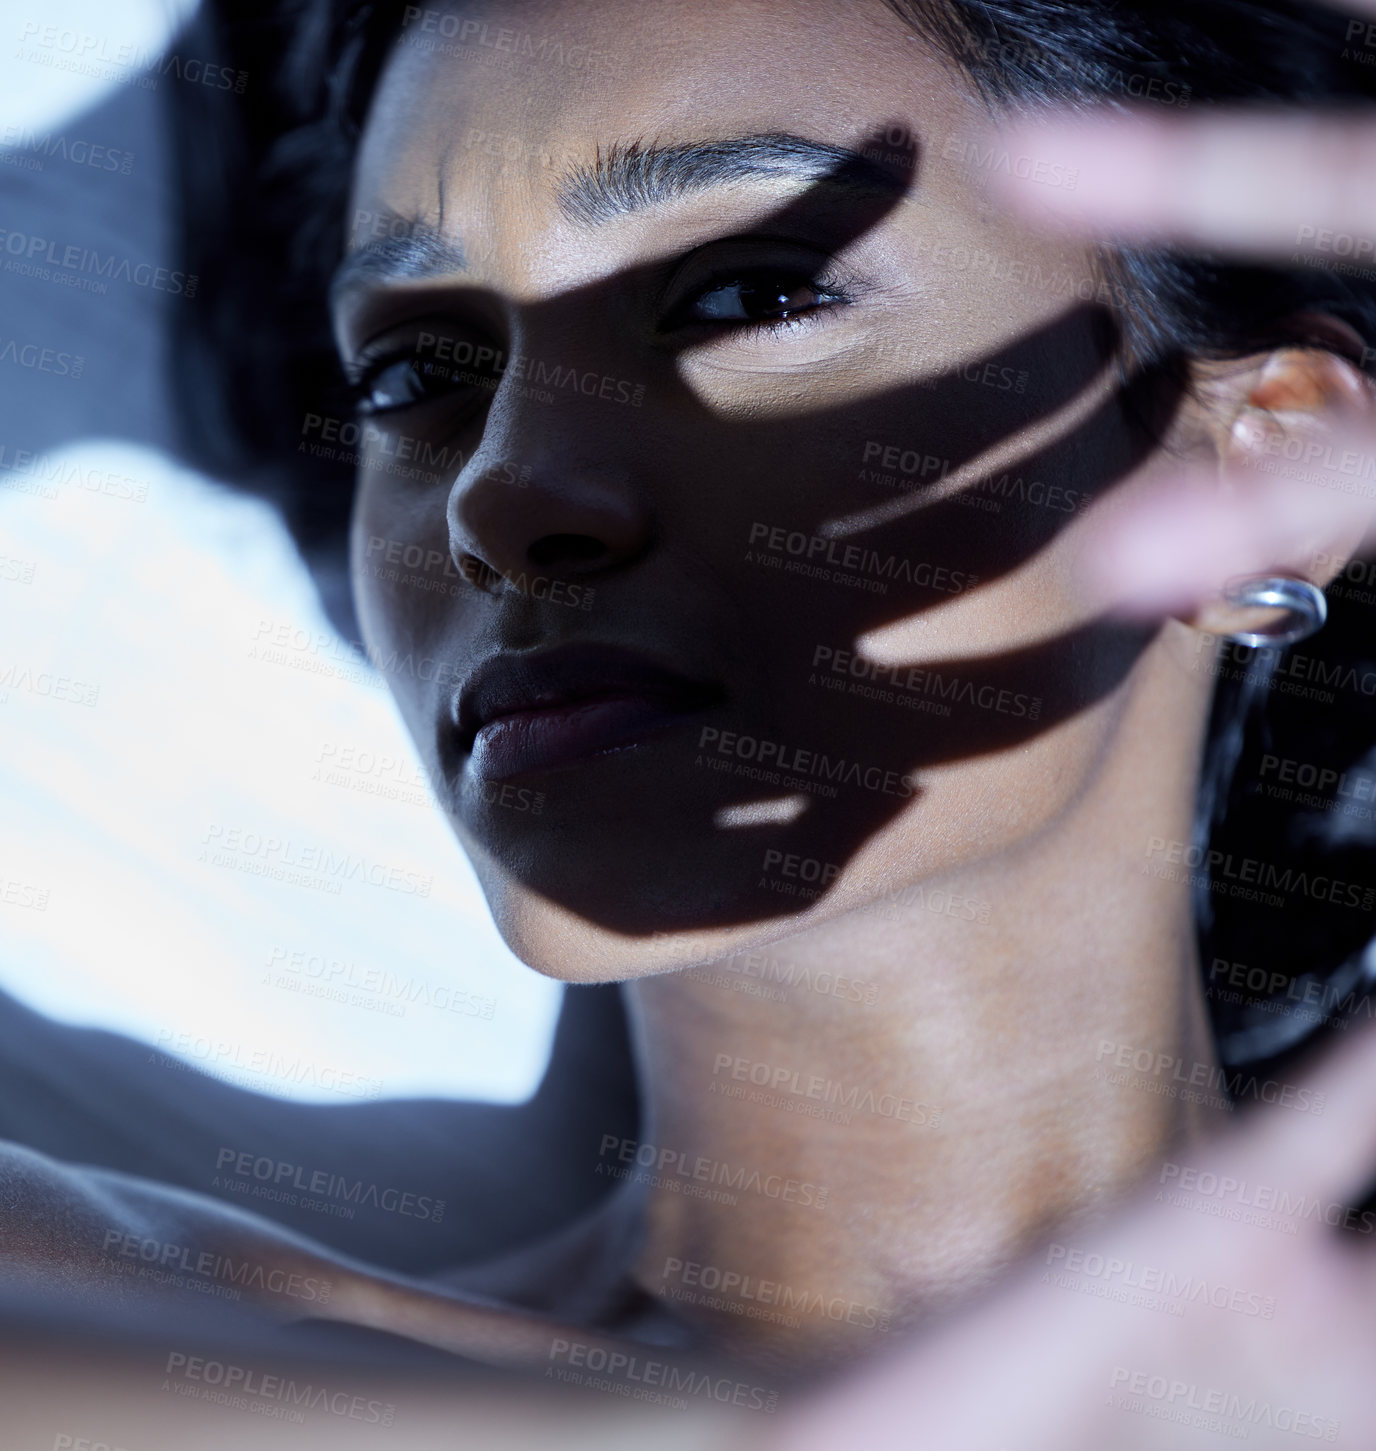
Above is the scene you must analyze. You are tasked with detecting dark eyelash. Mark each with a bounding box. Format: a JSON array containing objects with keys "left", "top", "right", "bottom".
[
  {"left": 341, "top": 347, "right": 398, "bottom": 401},
  {"left": 659, "top": 266, "right": 857, "bottom": 336},
  {"left": 344, "top": 257, "right": 860, "bottom": 410},
  {"left": 346, "top": 340, "right": 432, "bottom": 384},
  {"left": 344, "top": 352, "right": 380, "bottom": 400},
  {"left": 343, "top": 344, "right": 492, "bottom": 415},
  {"left": 711, "top": 305, "right": 849, "bottom": 349}
]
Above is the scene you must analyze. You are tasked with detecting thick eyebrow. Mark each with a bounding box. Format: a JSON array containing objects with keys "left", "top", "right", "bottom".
[
  {"left": 330, "top": 132, "right": 911, "bottom": 308},
  {"left": 329, "top": 218, "right": 467, "bottom": 313},
  {"left": 556, "top": 132, "right": 909, "bottom": 226}
]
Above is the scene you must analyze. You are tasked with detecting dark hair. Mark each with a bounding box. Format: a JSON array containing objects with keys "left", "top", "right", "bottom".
[{"left": 168, "top": 0, "right": 1376, "bottom": 1081}]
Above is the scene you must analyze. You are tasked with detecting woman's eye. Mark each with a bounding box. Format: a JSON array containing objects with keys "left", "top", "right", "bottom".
[
  {"left": 352, "top": 348, "right": 499, "bottom": 416},
  {"left": 673, "top": 271, "right": 847, "bottom": 329}
]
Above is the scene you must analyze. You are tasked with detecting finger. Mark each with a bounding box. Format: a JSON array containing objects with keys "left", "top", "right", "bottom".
[
  {"left": 980, "top": 109, "right": 1376, "bottom": 259},
  {"left": 1073, "top": 417, "right": 1376, "bottom": 617}
]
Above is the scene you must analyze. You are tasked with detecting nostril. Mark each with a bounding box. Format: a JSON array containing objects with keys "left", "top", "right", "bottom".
[{"left": 528, "top": 533, "right": 606, "bottom": 568}]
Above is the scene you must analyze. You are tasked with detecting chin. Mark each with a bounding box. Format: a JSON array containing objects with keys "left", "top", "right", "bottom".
[{"left": 479, "top": 869, "right": 829, "bottom": 984}]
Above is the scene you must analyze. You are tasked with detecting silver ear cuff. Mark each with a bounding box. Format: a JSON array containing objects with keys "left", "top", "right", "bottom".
[{"left": 1221, "top": 575, "right": 1327, "bottom": 648}]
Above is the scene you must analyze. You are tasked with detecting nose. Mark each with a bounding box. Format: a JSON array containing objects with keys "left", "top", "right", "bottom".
[{"left": 446, "top": 398, "right": 654, "bottom": 589}]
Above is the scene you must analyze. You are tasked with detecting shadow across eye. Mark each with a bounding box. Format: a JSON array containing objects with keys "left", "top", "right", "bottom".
[
  {"left": 352, "top": 340, "right": 506, "bottom": 416},
  {"left": 668, "top": 268, "right": 852, "bottom": 330}
]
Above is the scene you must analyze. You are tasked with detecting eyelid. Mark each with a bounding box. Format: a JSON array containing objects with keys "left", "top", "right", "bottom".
[
  {"left": 347, "top": 323, "right": 450, "bottom": 377},
  {"left": 345, "top": 330, "right": 502, "bottom": 418},
  {"left": 344, "top": 316, "right": 502, "bottom": 398},
  {"left": 347, "top": 337, "right": 418, "bottom": 387},
  {"left": 657, "top": 267, "right": 859, "bottom": 338},
  {"left": 653, "top": 237, "right": 869, "bottom": 332},
  {"left": 339, "top": 286, "right": 506, "bottom": 370}
]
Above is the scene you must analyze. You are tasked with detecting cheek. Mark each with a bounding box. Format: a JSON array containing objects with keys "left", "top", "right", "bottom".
[{"left": 349, "top": 471, "right": 456, "bottom": 713}]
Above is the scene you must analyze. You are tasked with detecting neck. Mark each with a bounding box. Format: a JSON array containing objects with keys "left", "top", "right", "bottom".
[{"left": 622, "top": 640, "right": 1218, "bottom": 1367}]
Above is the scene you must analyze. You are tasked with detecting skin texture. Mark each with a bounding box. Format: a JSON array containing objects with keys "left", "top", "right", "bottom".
[
  {"left": 335, "top": 0, "right": 1363, "bottom": 1364},
  {"left": 6, "top": 4, "right": 1376, "bottom": 1439}
]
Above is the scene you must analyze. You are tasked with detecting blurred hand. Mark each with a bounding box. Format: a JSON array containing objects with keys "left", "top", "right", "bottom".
[
  {"left": 978, "top": 0, "right": 1376, "bottom": 618},
  {"left": 761, "top": 32, "right": 1376, "bottom": 1447},
  {"left": 768, "top": 1021, "right": 1376, "bottom": 1450}
]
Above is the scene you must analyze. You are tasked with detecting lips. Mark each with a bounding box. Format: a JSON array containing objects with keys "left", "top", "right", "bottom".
[{"left": 455, "top": 645, "right": 725, "bottom": 780}]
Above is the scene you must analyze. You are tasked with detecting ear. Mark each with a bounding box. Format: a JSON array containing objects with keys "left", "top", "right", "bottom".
[{"left": 1174, "top": 315, "right": 1376, "bottom": 640}]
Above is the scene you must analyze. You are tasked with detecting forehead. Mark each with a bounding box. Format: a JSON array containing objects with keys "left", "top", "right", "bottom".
[{"left": 350, "top": 0, "right": 970, "bottom": 240}]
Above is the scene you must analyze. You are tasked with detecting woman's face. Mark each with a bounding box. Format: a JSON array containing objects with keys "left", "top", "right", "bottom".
[{"left": 338, "top": 0, "right": 1165, "bottom": 980}]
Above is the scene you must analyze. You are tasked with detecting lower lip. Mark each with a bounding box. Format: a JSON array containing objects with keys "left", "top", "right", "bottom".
[{"left": 468, "top": 694, "right": 704, "bottom": 780}]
